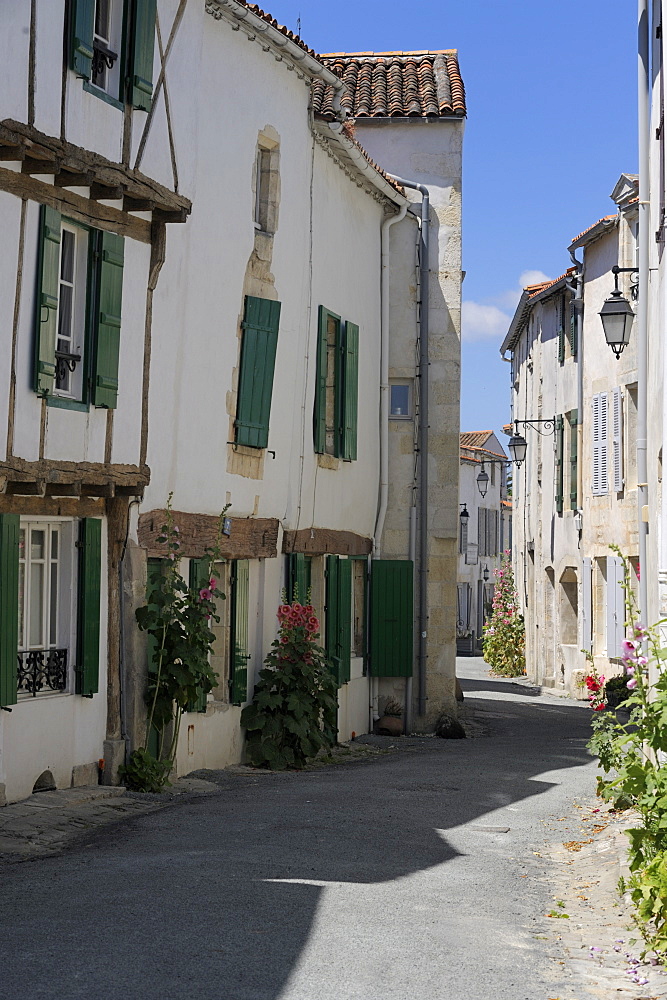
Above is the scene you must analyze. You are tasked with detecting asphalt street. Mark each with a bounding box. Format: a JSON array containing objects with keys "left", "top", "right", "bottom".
[{"left": 1, "top": 660, "right": 597, "bottom": 1000}]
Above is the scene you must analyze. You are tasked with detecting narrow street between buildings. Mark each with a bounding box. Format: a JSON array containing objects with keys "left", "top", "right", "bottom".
[{"left": 2, "top": 659, "right": 664, "bottom": 1000}]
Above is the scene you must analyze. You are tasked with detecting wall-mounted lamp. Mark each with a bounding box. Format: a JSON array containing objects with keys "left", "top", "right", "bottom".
[
  {"left": 482, "top": 564, "right": 490, "bottom": 582},
  {"left": 459, "top": 503, "right": 470, "bottom": 521},
  {"left": 508, "top": 418, "right": 556, "bottom": 467},
  {"left": 599, "top": 265, "right": 637, "bottom": 359},
  {"left": 476, "top": 462, "right": 489, "bottom": 498}
]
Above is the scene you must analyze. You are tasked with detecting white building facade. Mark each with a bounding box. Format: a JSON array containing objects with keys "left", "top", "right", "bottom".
[
  {"left": 0, "top": 3, "right": 465, "bottom": 801},
  {"left": 502, "top": 182, "right": 639, "bottom": 693}
]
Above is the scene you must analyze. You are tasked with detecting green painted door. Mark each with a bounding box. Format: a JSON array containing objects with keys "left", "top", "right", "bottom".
[{"left": 369, "top": 560, "right": 414, "bottom": 677}]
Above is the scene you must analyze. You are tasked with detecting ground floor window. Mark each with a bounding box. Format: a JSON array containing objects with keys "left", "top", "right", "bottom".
[{"left": 18, "top": 520, "right": 77, "bottom": 698}]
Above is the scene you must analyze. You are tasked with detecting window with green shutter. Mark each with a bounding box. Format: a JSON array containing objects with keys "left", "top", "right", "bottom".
[
  {"left": 341, "top": 322, "right": 359, "bottom": 461},
  {"left": 287, "top": 553, "right": 311, "bottom": 604},
  {"left": 569, "top": 410, "right": 578, "bottom": 510},
  {"left": 33, "top": 208, "right": 124, "bottom": 410},
  {"left": 129, "top": 0, "right": 157, "bottom": 111},
  {"left": 555, "top": 414, "right": 564, "bottom": 513},
  {"left": 235, "top": 296, "right": 281, "bottom": 449},
  {"left": 230, "top": 560, "right": 250, "bottom": 705},
  {"left": 368, "top": 560, "right": 414, "bottom": 677},
  {"left": 92, "top": 230, "right": 124, "bottom": 408},
  {"left": 325, "top": 555, "right": 352, "bottom": 686},
  {"left": 76, "top": 517, "right": 102, "bottom": 697},
  {"left": 187, "top": 558, "right": 210, "bottom": 712},
  {"left": 569, "top": 296, "right": 578, "bottom": 357},
  {"left": 557, "top": 296, "right": 565, "bottom": 364},
  {"left": 0, "top": 514, "right": 20, "bottom": 709},
  {"left": 314, "top": 306, "right": 359, "bottom": 460},
  {"left": 70, "top": 0, "right": 156, "bottom": 110}
]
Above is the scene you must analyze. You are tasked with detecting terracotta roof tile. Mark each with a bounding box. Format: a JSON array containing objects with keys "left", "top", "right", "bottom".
[
  {"left": 526, "top": 267, "right": 576, "bottom": 299},
  {"left": 570, "top": 215, "right": 617, "bottom": 245},
  {"left": 460, "top": 430, "right": 494, "bottom": 449},
  {"left": 224, "top": 2, "right": 321, "bottom": 59},
  {"left": 312, "top": 51, "right": 466, "bottom": 120}
]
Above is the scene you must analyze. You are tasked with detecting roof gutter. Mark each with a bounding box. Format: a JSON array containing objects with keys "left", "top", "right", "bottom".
[
  {"left": 206, "top": 0, "right": 347, "bottom": 121},
  {"left": 316, "top": 123, "right": 408, "bottom": 206}
]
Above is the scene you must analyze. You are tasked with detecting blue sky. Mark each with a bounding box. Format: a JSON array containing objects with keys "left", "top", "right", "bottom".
[{"left": 265, "top": 1, "right": 638, "bottom": 438}]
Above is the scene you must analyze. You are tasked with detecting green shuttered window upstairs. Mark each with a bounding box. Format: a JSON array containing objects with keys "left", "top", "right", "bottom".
[
  {"left": 70, "top": 0, "right": 156, "bottom": 110},
  {"left": 314, "top": 307, "right": 359, "bottom": 460},
  {"left": 34, "top": 206, "right": 124, "bottom": 409},
  {"left": 235, "top": 296, "right": 281, "bottom": 449}
]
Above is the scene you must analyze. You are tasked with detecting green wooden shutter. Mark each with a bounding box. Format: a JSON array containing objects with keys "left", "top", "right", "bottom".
[
  {"left": 287, "top": 553, "right": 311, "bottom": 604},
  {"left": 188, "top": 558, "right": 210, "bottom": 712},
  {"left": 76, "top": 517, "right": 101, "bottom": 697},
  {"left": 93, "top": 231, "right": 124, "bottom": 408},
  {"left": 555, "top": 414, "right": 564, "bottom": 513},
  {"left": 34, "top": 205, "right": 61, "bottom": 396},
  {"left": 569, "top": 410, "right": 578, "bottom": 510},
  {"left": 369, "top": 560, "right": 414, "bottom": 677},
  {"left": 70, "top": 0, "right": 95, "bottom": 79},
  {"left": 558, "top": 296, "right": 565, "bottom": 363},
  {"left": 130, "top": 0, "right": 157, "bottom": 110},
  {"left": 230, "top": 559, "right": 250, "bottom": 705},
  {"left": 569, "top": 298, "right": 578, "bottom": 356},
  {"left": 235, "top": 296, "right": 281, "bottom": 448},
  {"left": 325, "top": 556, "right": 351, "bottom": 686},
  {"left": 313, "top": 306, "right": 329, "bottom": 453},
  {"left": 325, "top": 555, "right": 341, "bottom": 684},
  {"left": 338, "top": 558, "right": 352, "bottom": 684},
  {"left": 341, "top": 321, "right": 359, "bottom": 461},
  {"left": 0, "top": 514, "right": 20, "bottom": 708}
]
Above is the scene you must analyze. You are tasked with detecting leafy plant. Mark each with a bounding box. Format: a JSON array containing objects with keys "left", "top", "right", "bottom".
[
  {"left": 482, "top": 552, "right": 526, "bottom": 676},
  {"left": 240, "top": 600, "right": 338, "bottom": 770},
  {"left": 587, "top": 545, "right": 667, "bottom": 958},
  {"left": 120, "top": 494, "right": 228, "bottom": 792}
]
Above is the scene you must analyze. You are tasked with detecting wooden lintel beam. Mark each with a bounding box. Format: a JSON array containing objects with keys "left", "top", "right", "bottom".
[
  {"left": 22, "top": 156, "right": 59, "bottom": 175},
  {"left": 6, "top": 480, "right": 46, "bottom": 496},
  {"left": 123, "top": 195, "right": 155, "bottom": 213},
  {"left": 152, "top": 207, "right": 189, "bottom": 224},
  {"left": 44, "top": 482, "right": 82, "bottom": 497},
  {"left": 0, "top": 145, "right": 24, "bottom": 161},
  {"left": 55, "top": 170, "right": 94, "bottom": 188},
  {"left": 90, "top": 181, "right": 124, "bottom": 201}
]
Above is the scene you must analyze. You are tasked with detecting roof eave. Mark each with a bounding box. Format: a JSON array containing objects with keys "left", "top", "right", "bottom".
[
  {"left": 568, "top": 216, "right": 618, "bottom": 252},
  {"left": 313, "top": 120, "right": 408, "bottom": 206}
]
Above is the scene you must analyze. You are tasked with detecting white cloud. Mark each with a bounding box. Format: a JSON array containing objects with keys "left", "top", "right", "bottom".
[
  {"left": 461, "top": 301, "right": 511, "bottom": 342},
  {"left": 462, "top": 269, "right": 553, "bottom": 343}
]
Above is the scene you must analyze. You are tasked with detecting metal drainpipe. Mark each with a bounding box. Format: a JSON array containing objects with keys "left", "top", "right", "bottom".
[
  {"left": 567, "top": 250, "right": 584, "bottom": 514},
  {"left": 638, "top": 0, "right": 650, "bottom": 623},
  {"left": 388, "top": 174, "right": 430, "bottom": 718}
]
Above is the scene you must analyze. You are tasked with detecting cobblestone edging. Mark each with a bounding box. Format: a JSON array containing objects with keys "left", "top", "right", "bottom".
[
  {"left": 0, "top": 778, "right": 220, "bottom": 863},
  {"left": 543, "top": 801, "right": 667, "bottom": 999}
]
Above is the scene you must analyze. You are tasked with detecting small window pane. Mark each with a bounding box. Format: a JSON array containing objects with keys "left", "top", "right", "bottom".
[
  {"left": 29, "top": 562, "right": 44, "bottom": 647},
  {"left": 95, "top": 0, "right": 111, "bottom": 40},
  {"left": 49, "top": 562, "right": 58, "bottom": 645},
  {"left": 31, "top": 529, "right": 45, "bottom": 561},
  {"left": 390, "top": 384, "right": 410, "bottom": 417},
  {"left": 18, "top": 562, "right": 25, "bottom": 646},
  {"left": 60, "top": 230, "right": 75, "bottom": 283},
  {"left": 51, "top": 530, "right": 59, "bottom": 560}
]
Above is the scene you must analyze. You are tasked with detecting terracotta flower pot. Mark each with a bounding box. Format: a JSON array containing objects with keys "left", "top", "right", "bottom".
[{"left": 375, "top": 715, "right": 403, "bottom": 736}]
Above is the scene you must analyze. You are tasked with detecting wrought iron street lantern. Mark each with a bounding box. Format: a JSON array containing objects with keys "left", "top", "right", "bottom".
[{"left": 599, "top": 265, "right": 636, "bottom": 359}]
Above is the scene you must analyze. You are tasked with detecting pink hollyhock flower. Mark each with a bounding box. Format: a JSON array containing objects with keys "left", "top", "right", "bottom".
[
  {"left": 199, "top": 587, "right": 212, "bottom": 601},
  {"left": 621, "top": 639, "right": 639, "bottom": 659},
  {"left": 209, "top": 578, "right": 217, "bottom": 589},
  {"left": 636, "top": 656, "right": 648, "bottom": 668},
  {"left": 173, "top": 526, "right": 180, "bottom": 533},
  {"left": 280, "top": 635, "right": 289, "bottom": 644},
  {"left": 625, "top": 664, "right": 635, "bottom": 675},
  {"left": 626, "top": 677, "right": 638, "bottom": 690},
  {"left": 292, "top": 603, "right": 303, "bottom": 612},
  {"left": 304, "top": 606, "right": 314, "bottom": 615},
  {"left": 633, "top": 624, "right": 647, "bottom": 639}
]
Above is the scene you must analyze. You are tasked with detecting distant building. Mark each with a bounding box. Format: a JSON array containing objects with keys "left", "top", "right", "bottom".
[{"left": 457, "top": 432, "right": 509, "bottom": 655}]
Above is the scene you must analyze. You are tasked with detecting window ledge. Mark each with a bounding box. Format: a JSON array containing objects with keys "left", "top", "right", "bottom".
[
  {"left": 82, "top": 81, "right": 124, "bottom": 111},
  {"left": 317, "top": 453, "right": 340, "bottom": 471},
  {"left": 47, "top": 396, "right": 89, "bottom": 413}
]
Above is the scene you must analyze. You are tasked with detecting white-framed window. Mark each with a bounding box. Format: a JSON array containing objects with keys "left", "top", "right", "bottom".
[
  {"left": 17, "top": 519, "right": 78, "bottom": 698},
  {"left": 91, "top": 0, "right": 124, "bottom": 98},
  {"left": 55, "top": 223, "right": 89, "bottom": 399},
  {"left": 389, "top": 381, "right": 412, "bottom": 419}
]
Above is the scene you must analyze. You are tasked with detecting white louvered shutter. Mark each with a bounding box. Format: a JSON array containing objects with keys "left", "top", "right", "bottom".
[
  {"left": 599, "top": 392, "right": 609, "bottom": 494},
  {"left": 582, "top": 557, "right": 592, "bottom": 652},
  {"left": 606, "top": 556, "right": 624, "bottom": 658},
  {"left": 592, "top": 395, "right": 600, "bottom": 495},
  {"left": 612, "top": 387, "right": 624, "bottom": 492}
]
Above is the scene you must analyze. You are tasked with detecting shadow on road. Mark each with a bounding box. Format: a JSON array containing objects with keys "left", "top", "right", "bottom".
[
  {"left": 459, "top": 675, "right": 542, "bottom": 697},
  {"left": 1, "top": 686, "right": 595, "bottom": 1000}
]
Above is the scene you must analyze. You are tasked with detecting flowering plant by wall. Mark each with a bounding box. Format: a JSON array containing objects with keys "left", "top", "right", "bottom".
[
  {"left": 241, "top": 599, "right": 338, "bottom": 770},
  {"left": 482, "top": 552, "right": 526, "bottom": 676},
  {"left": 588, "top": 545, "right": 667, "bottom": 959}
]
